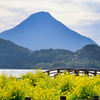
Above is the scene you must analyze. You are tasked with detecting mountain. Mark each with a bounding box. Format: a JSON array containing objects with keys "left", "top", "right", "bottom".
[
  {"left": 0, "top": 39, "right": 100, "bottom": 70},
  {"left": 0, "top": 37, "right": 74, "bottom": 69},
  {"left": 76, "top": 44, "right": 100, "bottom": 61},
  {"left": 0, "top": 11, "right": 96, "bottom": 51},
  {"left": 0, "top": 38, "right": 31, "bottom": 68}
]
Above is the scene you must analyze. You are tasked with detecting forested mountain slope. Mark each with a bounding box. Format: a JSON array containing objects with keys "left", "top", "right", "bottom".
[{"left": 0, "top": 38, "right": 100, "bottom": 70}]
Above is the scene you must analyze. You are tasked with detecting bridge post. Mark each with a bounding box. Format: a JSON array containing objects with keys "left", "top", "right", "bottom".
[
  {"left": 57, "top": 69, "right": 60, "bottom": 74},
  {"left": 93, "top": 95, "right": 98, "bottom": 100},
  {"left": 67, "top": 69, "right": 70, "bottom": 73},
  {"left": 74, "top": 70, "right": 79, "bottom": 76},
  {"left": 84, "top": 69, "right": 88, "bottom": 76},
  {"left": 25, "top": 97, "right": 31, "bottom": 100},
  {"left": 47, "top": 71, "right": 49, "bottom": 76},
  {"left": 60, "top": 96, "right": 66, "bottom": 100},
  {"left": 94, "top": 71, "right": 97, "bottom": 76}
]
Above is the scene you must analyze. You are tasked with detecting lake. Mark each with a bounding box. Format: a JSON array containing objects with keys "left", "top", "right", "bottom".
[
  {"left": 0, "top": 69, "right": 47, "bottom": 78},
  {"left": 0, "top": 69, "right": 98, "bottom": 78}
]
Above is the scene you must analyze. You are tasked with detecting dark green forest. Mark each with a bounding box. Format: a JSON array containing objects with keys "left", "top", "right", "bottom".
[{"left": 0, "top": 38, "right": 100, "bottom": 70}]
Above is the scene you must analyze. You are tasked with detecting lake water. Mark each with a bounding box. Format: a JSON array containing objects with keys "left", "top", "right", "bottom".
[
  {"left": 0, "top": 69, "right": 98, "bottom": 78},
  {"left": 0, "top": 69, "right": 47, "bottom": 78}
]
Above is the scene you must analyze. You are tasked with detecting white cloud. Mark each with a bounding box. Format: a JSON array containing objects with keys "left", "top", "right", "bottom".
[{"left": 0, "top": 0, "right": 100, "bottom": 26}]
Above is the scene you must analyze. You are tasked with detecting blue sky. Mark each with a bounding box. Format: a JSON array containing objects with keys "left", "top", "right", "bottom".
[{"left": 0, "top": 0, "right": 100, "bottom": 45}]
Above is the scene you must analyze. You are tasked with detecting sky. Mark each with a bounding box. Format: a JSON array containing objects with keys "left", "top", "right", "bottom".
[{"left": 0, "top": 0, "right": 100, "bottom": 45}]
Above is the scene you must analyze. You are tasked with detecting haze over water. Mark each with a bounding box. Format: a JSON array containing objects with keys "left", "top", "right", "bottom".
[{"left": 0, "top": 69, "right": 47, "bottom": 78}]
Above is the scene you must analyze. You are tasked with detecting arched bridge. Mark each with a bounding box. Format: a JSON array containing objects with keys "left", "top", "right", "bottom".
[{"left": 43, "top": 68, "right": 100, "bottom": 77}]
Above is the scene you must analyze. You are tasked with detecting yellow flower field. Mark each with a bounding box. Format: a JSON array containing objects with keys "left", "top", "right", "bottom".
[{"left": 0, "top": 70, "right": 100, "bottom": 100}]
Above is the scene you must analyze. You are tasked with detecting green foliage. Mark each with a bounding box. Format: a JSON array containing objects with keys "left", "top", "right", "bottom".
[
  {"left": 0, "top": 38, "right": 100, "bottom": 70},
  {"left": 76, "top": 44, "right": 100, "bottom": 61}
]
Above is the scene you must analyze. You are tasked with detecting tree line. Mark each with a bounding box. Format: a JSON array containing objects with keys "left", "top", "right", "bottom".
[{"left": 0, "top": 38, "right": 100, "bottom": 70}]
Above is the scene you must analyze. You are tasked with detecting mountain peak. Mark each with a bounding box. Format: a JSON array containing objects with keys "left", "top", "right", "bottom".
[
  {"left": 29, "top": 11, "right": 51, "bottom": 18},
  {"left": 0, "top": 11, "right": 96, "bottom": 51},
  {"left": 34, "top": 11, "right": 50, "bottom": 15}
]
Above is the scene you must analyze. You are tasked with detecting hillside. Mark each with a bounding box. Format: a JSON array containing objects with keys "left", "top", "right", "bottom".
[
  {"left": 0, "top": 11, "right": 96, "bottom": 51},
  {"left": 0, "top": 39, "right": 100, "bottom": 70},
  {"left": 0, "top": 38, "right": 31, "bottom": 68},
  {"left": 76, "top": 44, "right": 100, "bottom": 61}
]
